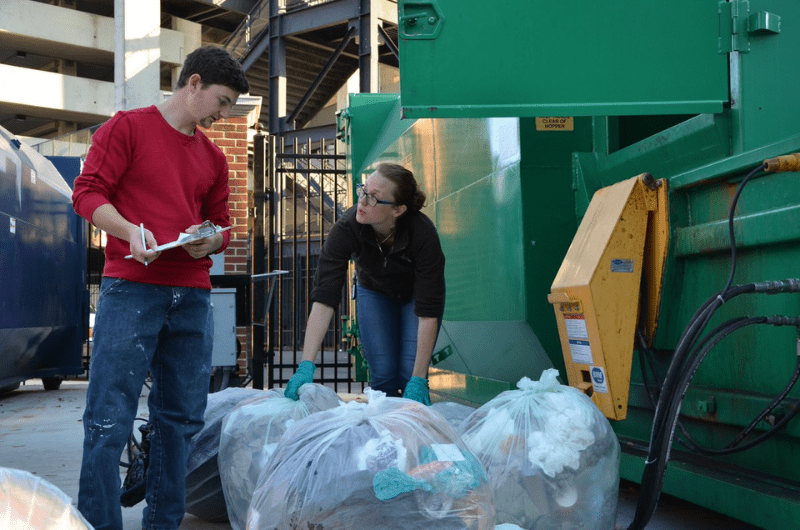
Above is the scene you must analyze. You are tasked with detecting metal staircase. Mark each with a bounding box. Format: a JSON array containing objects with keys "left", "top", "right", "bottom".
[{"left": 222, "top": 0, "right": 399, "bottom": 139}]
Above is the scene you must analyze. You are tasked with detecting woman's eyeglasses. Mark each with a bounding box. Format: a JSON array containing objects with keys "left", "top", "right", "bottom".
[{"left": 356, "top": 184, "right": 395, "bottom": 206}]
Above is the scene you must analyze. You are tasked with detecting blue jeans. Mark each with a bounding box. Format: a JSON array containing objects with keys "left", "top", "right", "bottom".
[
  {"left": 356, "top": 283, "right": 438, "bottom": 396},
  {"left": 78, "top": 278, "right": 213, "bottom": 530}
]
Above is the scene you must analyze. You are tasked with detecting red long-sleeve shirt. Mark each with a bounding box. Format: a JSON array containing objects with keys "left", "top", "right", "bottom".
[{"left": 72, "top": 106, "right": 231, "bottom": 289}]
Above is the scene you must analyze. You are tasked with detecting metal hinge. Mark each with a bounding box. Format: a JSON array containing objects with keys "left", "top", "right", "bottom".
[
  {"left": 719, "top": 0, "right": 750, "bottom": 53},
  {"left": 719, "top": 0, "right": 781, "bottom": 54}
]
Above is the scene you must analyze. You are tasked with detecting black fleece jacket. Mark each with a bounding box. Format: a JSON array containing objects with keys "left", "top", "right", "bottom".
[{"left": 310, "top": 206, "right": 445, "bottom": 318}]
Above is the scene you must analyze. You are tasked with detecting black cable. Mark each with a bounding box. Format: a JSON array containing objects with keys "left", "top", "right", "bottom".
[
  {"left": 729, "top": 353, "right": 800, "bottom": 447},
  {"left": 722, "top": 163, "right": 766, "bottom": 294},
  {"left": 630, "top": 288, "right": 800, "bottom": 528},
  {"left": 627, "top": 162, "right": 768, "bottom": 530},
  {"left": 667, "top": 317, "right": 751, "bottom": 454},
  {"left": 676, "top": 314, "right": 800, "bottom": 456}
]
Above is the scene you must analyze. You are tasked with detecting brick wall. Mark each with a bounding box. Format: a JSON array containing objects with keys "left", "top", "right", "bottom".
[
  {"left": 206, "top": 117, "right": 252, "bottom": 373},
  {"left": 204, "top": 117, "right": 250, "bottom": 274}
]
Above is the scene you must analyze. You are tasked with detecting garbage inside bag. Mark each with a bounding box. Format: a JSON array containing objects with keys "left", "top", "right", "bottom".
[
  {"left": 219, "top": 383, "right": 342, "bottom": 530},
  {"left": 0, "top": 467, "right": 93, "bottom": 529},
  {"left": 186, "top": 387, "right": 266, "bottom": 522},
  {"left": 430, "top": 401, "right": 477, "bottom": 431},
  {"left": 458, "top": 369, "right": 620, "bottom": 530},
  {"left": 247, "top": 388, "right": 496, "bottom": 530}
]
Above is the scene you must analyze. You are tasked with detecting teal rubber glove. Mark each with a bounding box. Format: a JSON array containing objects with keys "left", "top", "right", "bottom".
[
  {"left": 403, "top": 376, "right": 431, "bottom": 405},
  {"left": 284, "top": 360, "right": 316, "bottom": 400}
]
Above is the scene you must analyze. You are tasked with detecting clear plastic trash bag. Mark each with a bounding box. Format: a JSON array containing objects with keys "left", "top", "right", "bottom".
[
  {"left": 458, "top": 369, "right": 620, "bottom": 530},
  {"left": 219, "top": 383, "right": 342, "bottom": 530},
  {"left": 186, "top": 387, "right": 266, "bottom": 522},
  {"left": 430, "top": 401, "right": 477, "bottom": 431},
  {"left": 189, "top": 387, "right": 267, "bottom": 474},
  {"left": 247, "top": 389, "right": 496, "bottom": 530},
  {"left": 0, "top": 467, "right": 93, "bottom": 530}
]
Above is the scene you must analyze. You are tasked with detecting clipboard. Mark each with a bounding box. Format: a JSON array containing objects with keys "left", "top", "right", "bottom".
[
  {"left": 150, "top": 225, "right": 232, "bottom": 253},
  {"left": 125, "top": 221, "right": 231, "bottom": 259}
]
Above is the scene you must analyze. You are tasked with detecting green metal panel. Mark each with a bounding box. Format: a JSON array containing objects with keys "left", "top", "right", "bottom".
[
  {"left": 371, "top": 117, "right": 529, "bottom": 321},
  {"left": 398, "top": 0, "right": 728, "bottom": 118},
  {"left": 347, "top": 105, "right": 558, "bottom": 387},
  {"left": 344, "top": 93, "right": 416, "bottom": 181},
  {"left": 432, "top": 321, "right": 551, "bottom": 388},
  {"left": 518, "top": 117, "right": 593, "bottom": 376},
  {"left": 729, "top": 0, "right": 798, "bottom": 152},
  {"left": 428, "top": 367, "right": 514, "bottom": 407}
]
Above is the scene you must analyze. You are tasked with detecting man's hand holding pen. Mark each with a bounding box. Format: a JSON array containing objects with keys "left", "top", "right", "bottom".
[{"left": 129, "top": 223, "right": 159, "bottom": 266}]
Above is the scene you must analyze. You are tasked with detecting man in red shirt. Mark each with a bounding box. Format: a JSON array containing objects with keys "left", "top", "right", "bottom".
[{"left": 72, "top": 45, "right": 249, "bottom": 530}]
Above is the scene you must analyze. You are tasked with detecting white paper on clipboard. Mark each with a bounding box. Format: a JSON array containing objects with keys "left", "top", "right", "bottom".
[
  {"left": 125, "top": 223, "right": 231, "bottom": 258},
  {"left": 151, "top": 226, "right": 231, "bottom": 252}
]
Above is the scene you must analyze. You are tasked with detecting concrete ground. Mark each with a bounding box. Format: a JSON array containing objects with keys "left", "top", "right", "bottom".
[{"left": 0, "top": 377, "right": 763, "bottom": 530}]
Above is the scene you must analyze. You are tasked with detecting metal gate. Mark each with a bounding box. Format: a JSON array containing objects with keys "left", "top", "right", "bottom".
[{"left": 252, "top": 133, "right": 367, "bottom": 394}]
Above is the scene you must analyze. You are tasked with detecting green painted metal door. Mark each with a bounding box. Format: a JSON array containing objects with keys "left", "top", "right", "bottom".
[{"left": 398, "top": 0, "right": 729, "bottom": 118}]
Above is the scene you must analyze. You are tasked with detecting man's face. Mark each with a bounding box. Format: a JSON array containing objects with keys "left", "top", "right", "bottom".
[{"left": 190, "top": 80, "right": 240, "bottom": 129}]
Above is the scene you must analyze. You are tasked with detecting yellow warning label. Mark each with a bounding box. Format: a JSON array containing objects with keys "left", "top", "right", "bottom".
[{"left": 535, "top": 117, "right": 574, "bottom": 131}]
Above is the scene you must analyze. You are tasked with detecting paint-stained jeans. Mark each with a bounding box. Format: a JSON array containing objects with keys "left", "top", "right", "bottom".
[
  {"left": 356, "top": 283, "right": 425, "bottom": 397},
  {"left": 78, "top": 278, "right": 213, "bottom": 530}
]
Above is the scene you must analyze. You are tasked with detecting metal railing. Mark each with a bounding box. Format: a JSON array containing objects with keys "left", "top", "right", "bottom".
[{"left": 253, "top": 133, "right": 366, "bottom": 394}]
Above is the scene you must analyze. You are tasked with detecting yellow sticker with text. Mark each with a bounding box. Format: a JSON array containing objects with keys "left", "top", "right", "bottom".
[{"left": 535, "top": 117, "right": 574, "bottom": 131}]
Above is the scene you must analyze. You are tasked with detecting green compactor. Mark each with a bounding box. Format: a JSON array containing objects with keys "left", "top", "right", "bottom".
[{"left": 339, "top": 1, "right": 800, "bottom": 528}]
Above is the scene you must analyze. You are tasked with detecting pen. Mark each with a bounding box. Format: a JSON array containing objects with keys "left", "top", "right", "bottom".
[{"left": 140, "top": 223, "right": 148, "bottom": 267}]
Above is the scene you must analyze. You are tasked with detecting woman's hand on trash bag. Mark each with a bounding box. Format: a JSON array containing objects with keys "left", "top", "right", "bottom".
[
  {"left": 285, "top": 360, "right": 316, "bottom": 400},
  {"left": 403, "top": 376, "right": 431, "bottom": 405}
]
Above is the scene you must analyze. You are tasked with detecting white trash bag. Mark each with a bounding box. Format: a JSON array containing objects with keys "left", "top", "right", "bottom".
[
  {"left": 0, "top": 467, "right": 93, "bottom": 530},
  {"left": 219, "top": 383, "right": 342, "bottom": 530},
  {"left": 458, "top": 369, "right": 620, "bottom": 530},
  {"left": 247, "top": 389, "right": 496, "bottom": 530}
]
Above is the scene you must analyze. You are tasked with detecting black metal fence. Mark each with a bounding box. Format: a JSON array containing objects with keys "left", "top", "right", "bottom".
[{"left": 252, "top": 133, "right": 366, "bottom": 394}]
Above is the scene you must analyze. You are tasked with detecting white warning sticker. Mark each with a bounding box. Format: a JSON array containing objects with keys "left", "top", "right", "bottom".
[
  {"left": 564, "top": 314, "right": 589, "bottom": 340},
  {"left": 568, "top": 339, "right": 593, "bottom": 365}
]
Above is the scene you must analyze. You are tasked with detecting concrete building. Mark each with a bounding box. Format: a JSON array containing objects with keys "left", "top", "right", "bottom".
[{"left": 0, "top": 0, "right": 401, "bottom": 145}]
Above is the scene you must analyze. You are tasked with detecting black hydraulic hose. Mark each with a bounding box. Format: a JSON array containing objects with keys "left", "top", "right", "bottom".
[
  {"left": 648, "top": 285, "right": 752, "bottom": 444},
  {"left": 640, "top": 292, "right": 800, "bottom": 457},
  {"left": 727, "top": 337, "right": 800, "bottom": 448},
  {"left": 627, "top": 288, "right": 751, "bottom": 530},
  {"left": 636, "top": 329, "right": 700, "bottom": 453},
  {"left": 721, "top": 163, "right": 766, "bottom": 294},
  {"left": 677, "top": 315, "right": 800, "bottom": 456},
  {"left": 630, "top": 288, "right": 800, "bottom": 529},
  {"left": 627, "top": 163, "right": 768, "bottom": 530},
  {"left": 637, "top": 330, "right": 660, "bottom": 408},
  {"left": 637, "top": 330, "right": 707, "bottom": 454},
  {"left": 718, "top": 398, "right": 800, "bottom": 455},
  {"left": 669, "top": 317, "right": 752, "bottom": 454}
]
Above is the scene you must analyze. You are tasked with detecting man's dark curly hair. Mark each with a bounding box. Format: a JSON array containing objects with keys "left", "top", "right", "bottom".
[{"left": 176, "top": 45, "right": 250, "bottom": 94}]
